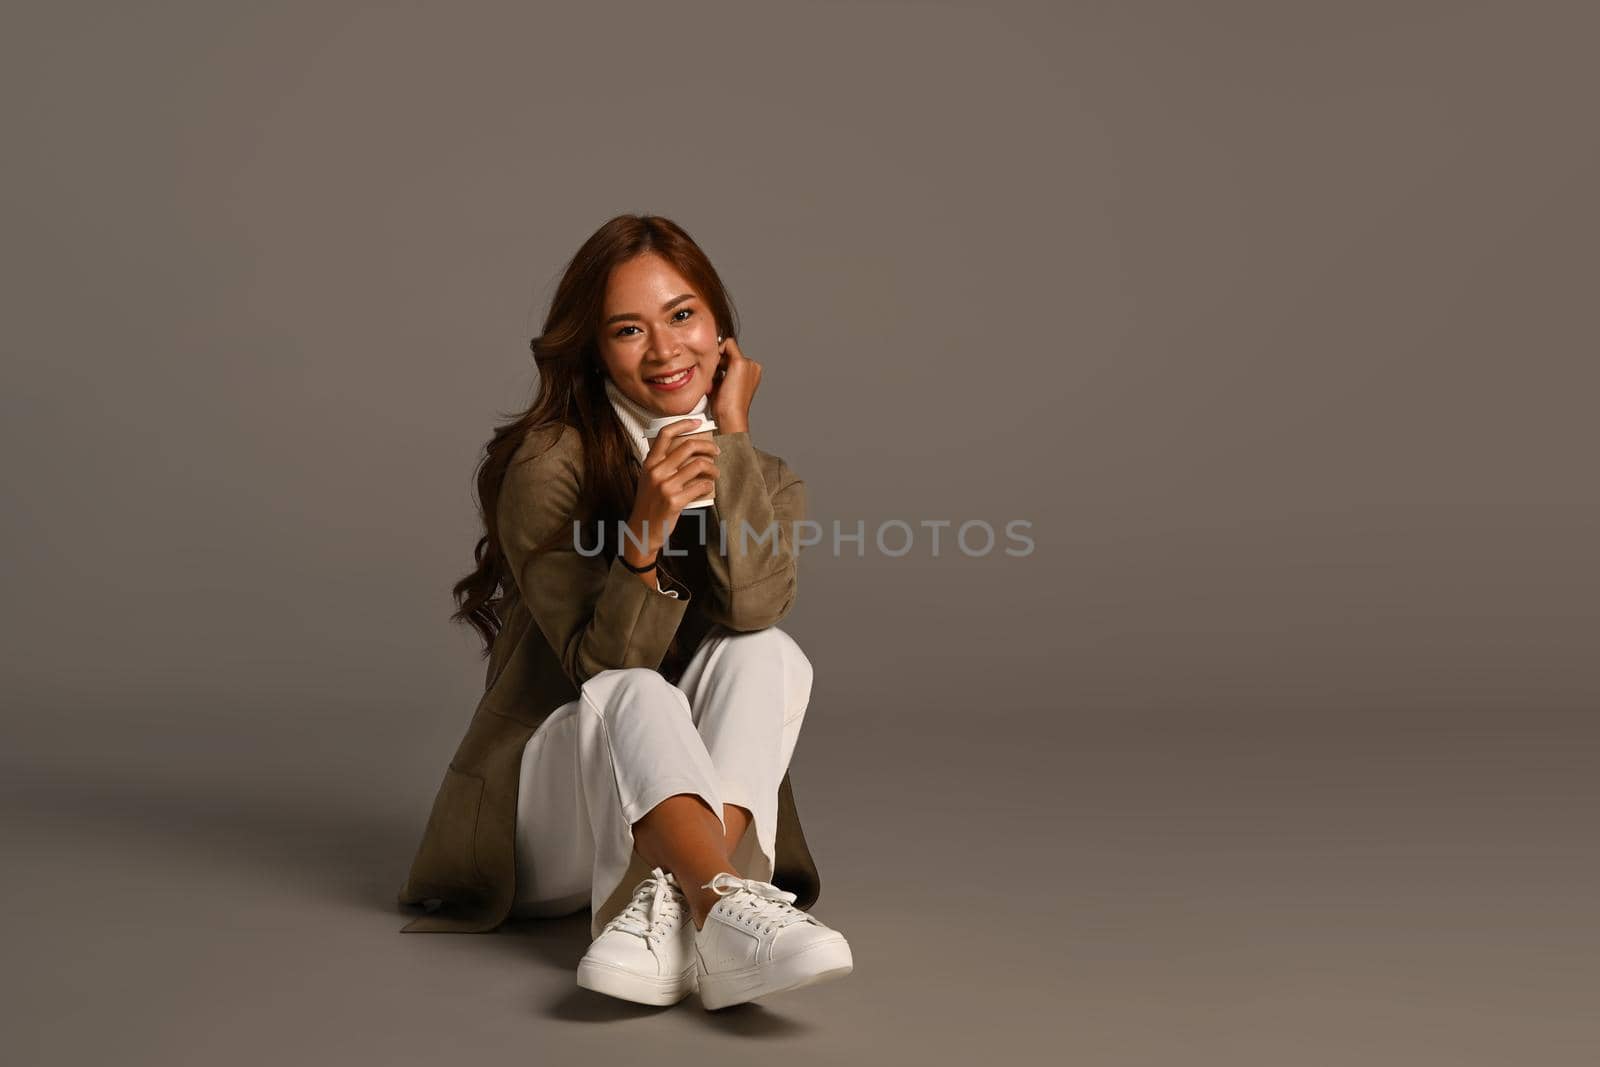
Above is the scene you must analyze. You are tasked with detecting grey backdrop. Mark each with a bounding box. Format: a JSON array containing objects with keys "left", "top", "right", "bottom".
[{"left": 4, "top": 2, "right": 1596, "bottom": 1064}]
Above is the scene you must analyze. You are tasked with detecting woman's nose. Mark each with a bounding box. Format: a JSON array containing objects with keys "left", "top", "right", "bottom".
[{"left": 647, "top": 328, "right": 680, "bottom": 358}]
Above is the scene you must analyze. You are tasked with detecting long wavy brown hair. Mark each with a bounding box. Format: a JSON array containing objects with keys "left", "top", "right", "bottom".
[{"left": 451, "top": 214, "right": 741, "bottom": 657}]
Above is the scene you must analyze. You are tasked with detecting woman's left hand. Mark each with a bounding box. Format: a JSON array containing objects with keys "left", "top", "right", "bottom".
[{"left": 707, "top": 335, "right": 759, "bottom": 434}]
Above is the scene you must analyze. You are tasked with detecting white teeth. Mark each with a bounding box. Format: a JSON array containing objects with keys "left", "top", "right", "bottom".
[{"left": 648, "top": 368, "right": 689, "bottom": 385}]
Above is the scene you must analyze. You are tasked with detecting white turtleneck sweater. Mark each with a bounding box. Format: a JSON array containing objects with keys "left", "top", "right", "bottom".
[
  {"left": 603, "top": 376, "right": 710, "bottom": 462},
  {"left": 602, "top": 377, "right": 712, "bottom": 598}
]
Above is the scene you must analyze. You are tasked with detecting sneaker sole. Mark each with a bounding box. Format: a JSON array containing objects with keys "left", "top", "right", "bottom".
[
  {"left": 576, "top": 957, "right": 698, "bottom": 1006},
  {"left": 698, "top": 936, "right": 854, "bottom": 1011}
]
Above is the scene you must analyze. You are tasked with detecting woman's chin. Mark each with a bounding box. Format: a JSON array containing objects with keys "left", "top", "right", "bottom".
[{"left": 648, "top": 391, "right": 709, "bottom": 416}]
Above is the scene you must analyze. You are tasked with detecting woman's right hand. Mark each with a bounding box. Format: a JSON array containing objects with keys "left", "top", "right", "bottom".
[{"left": 620, "top": 418, "right": 721, "bottom": 569}]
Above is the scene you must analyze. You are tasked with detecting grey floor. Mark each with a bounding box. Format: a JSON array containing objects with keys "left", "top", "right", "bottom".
[{"left": 5, "top": 694, "right": 1596, "bottom": 1066}]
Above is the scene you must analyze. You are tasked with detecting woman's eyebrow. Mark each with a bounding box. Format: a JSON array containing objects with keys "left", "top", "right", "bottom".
[{"left": 603, "top": 293, "right": 696, "bottom": 327}]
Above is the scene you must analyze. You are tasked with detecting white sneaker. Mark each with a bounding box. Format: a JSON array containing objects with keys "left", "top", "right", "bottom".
[
  {"left": 576, "top": 867, "right": 697, "bottom": 1005},
  {"left": 693, "top": 872, "right": 854, "bottom": 1010}
]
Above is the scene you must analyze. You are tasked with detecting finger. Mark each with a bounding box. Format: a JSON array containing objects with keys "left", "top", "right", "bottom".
[
  {"left": 643, "top": 417, "right": 706, "bottom": 461},
  {"left": 667, "top": 435, "right": 720, "bottom": 460},
  {"left": 665, "top": 459, "right": 718, "bottom": 495},
  {"left": 667, "top": 455, "right": 719, "bottom": 484},
  {"left": 673, "top": 479, "right": 716, "bottom": 506}
]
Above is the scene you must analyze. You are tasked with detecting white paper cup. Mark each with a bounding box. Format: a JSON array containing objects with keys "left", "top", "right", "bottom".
[{"left": 644, "top": 414, "right": 718, "bottom": 509}]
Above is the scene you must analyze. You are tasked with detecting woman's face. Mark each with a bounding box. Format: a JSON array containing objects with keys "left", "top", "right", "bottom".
[{"left": 597, "top": 252, "right": 720, "bottom": 417}]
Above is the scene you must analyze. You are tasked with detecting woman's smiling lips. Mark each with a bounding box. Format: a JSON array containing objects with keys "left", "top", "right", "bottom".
[{"left": 644, "top": 365, "right": 695, "bottom": 391}]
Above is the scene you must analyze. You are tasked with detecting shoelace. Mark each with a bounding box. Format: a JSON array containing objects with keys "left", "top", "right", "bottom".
[
  {"left": 702, "top": 873, "right": 812, "bottom": 936},
  {"left": 605, "top": 867, "right": 686, "bottom": 946}
]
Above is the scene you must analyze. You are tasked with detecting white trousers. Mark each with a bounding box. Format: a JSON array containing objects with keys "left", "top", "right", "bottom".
[{"left": 510, "top": 624, "right": 813, "bottom": 939}]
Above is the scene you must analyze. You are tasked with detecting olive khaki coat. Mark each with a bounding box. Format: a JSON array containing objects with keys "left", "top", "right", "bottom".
[{"left": 396, "top": 423, "right": 819, "bottom": 933}]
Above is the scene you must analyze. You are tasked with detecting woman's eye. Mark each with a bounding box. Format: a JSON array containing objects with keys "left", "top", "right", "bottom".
[{"left": 613, "top": 308, "right": 691, "bottom": 338}]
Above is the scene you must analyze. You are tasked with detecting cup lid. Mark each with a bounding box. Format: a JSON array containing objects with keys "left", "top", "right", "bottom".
[{"left": 645, "top": 415, "right": 716, "bottom": 438}]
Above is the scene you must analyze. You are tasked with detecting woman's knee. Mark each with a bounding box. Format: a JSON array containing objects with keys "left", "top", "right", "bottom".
[
  {"left": 717, "top": 626, "right": 813, "bottom": 701},
  {"left": 774, "top": 627, "right": 814, "bottom": 701},
  {"left": 578, "top": 667, "right": 686, "bottom": 725}
]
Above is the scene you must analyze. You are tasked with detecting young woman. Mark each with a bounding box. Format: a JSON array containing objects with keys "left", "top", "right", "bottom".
[{"left": 396, "top": 214, "right": 853, "bottom": 1010}]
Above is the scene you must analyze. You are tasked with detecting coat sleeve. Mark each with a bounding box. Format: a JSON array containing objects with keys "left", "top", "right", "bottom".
[
  {"left": 700, "top": 429, "right": 806, "bottom": 632},
  {"left": 499, "top": 426, "right": 692, "bottom": 687}
]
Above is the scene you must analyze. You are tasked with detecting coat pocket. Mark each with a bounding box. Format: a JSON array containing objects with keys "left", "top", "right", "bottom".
[{"left": 409, "top": 764, "right": 487, "bottom": 890}]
